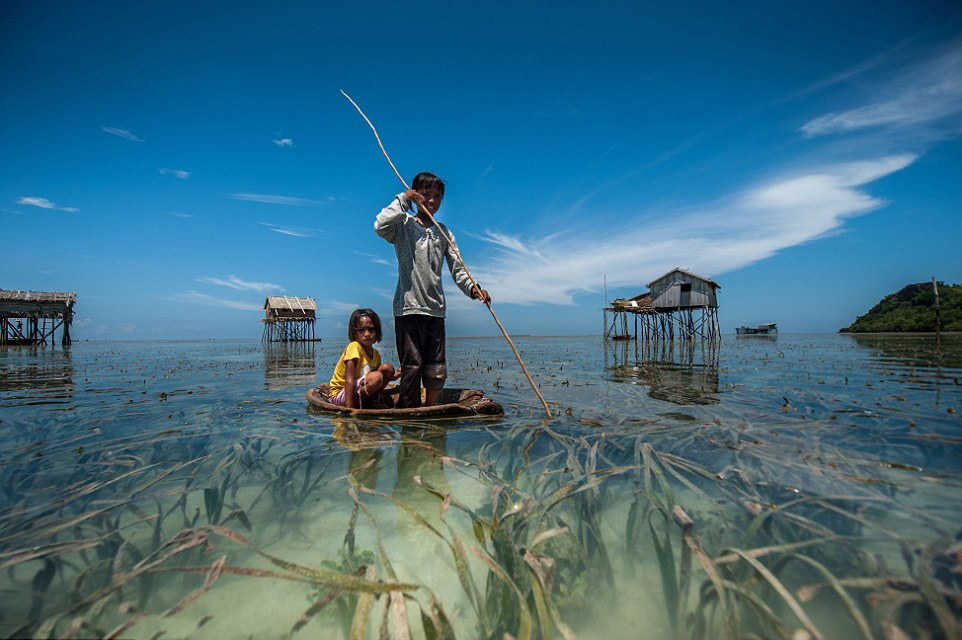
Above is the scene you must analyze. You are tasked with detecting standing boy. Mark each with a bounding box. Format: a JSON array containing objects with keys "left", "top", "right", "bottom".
[{"left": 374, "top": 171, "right": 490, "bottom": 408}]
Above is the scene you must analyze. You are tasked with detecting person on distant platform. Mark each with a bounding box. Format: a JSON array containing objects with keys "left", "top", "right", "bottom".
[
  {"left": 375, "top": 171, "right": 490, "bottom": 408},
  {"left": 327, "top": 308, "right": 400, "bottom": 408}
]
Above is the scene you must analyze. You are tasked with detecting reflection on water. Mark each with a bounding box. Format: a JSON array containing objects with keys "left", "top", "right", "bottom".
[
  {"left": 850, "top": 332, "right": 962, "bottom": 370},
  {"left": 0, "top": 347, "right": 74, "bottom": 400},
  {"left": 264, "top": 342, "right": 319, "bottom": 390},
  {"left": 605, "top": 338, "right": 720, "bottom": 405},
  {"left": 0, "top": 335, "right": 960, "bottom": 640}
]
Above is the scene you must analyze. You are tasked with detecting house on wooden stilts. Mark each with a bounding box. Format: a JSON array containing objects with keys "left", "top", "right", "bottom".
[
  {"left": 605, "top": 268, "right": 720, "bottom": 341},
  {"left": 262, "top": 296, "right": 318, "bottom": 342},
  {"left": 1, "top": 289, "right": 77, "bottom": 346}
]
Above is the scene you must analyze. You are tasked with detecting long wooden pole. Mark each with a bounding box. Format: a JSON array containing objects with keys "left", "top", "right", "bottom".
[{"left": 341, "top": 89, "right": 551, "bottom": 417}]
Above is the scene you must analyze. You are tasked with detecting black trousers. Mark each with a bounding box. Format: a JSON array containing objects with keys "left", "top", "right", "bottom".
[{"left": 394, "top": 314, "right": 447, "bottom": 408}]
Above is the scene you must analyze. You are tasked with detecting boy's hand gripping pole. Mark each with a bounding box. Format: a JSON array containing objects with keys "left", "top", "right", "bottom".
[{"left": 341, "top": 89, "right": 551, "bottom": 418}]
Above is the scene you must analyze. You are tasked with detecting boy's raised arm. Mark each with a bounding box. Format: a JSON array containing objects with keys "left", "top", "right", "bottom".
[{"left": 374, "top": 193, "right": 410, "bottom": 242}]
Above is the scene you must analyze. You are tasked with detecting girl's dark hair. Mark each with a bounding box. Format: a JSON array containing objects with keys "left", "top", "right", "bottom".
[
  {"left": 412, "top": 171, "right": 445, "bottom": 196},
  {"left": 348, "top": 308, "right": 382, "bottom": 343}
]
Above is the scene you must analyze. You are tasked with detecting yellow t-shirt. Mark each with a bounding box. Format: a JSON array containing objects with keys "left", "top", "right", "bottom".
[{"left": 328, "top": 341, "right": 382, "bottom": 396}]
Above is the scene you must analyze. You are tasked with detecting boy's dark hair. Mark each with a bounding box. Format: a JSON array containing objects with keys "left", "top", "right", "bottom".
[
  {"left": 348, "top": 308, "right": 382, "bottom": 342},
  {"left": 412, "top": 171, "right": 445, "bottom": 196}
]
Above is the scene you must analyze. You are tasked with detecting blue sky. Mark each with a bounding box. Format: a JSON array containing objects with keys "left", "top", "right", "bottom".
[{"left": 2, "top": 1, "right": 960, "bottom": 340}]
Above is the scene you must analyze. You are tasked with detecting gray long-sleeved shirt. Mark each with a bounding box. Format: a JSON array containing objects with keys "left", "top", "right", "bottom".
[{"left": 374, "top": 193, "right": 474, "bottom": 318}]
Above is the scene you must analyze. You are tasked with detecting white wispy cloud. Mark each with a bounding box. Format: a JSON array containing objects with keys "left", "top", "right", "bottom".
[
  {"left": 18, "top": 196, "right": 56, "bottom": 209},
  {"left": 358, "top": 251, "right": 392, "bottom": 266},
  {"left": 177, "top": 291, "right": 263, "bottom": 311},
  {"left": 197, "top": 275, "right": 281, "bottom": 293},
  {"left": 102, "top": 126, "right": 144, "bottom": 142},
  {"left": 256, "top": 221, "right": 318, "bottom": 238},
  {"left": 372, "top": 287, "right": 393, "bottom": 301},
  {"left": 170, "top": 212, "right": 194, "bottom": 219},
  {"left": 470, "top": 155, "right": 916, "bottom": 305},
  {"left": 228, "top": 192, "right": 323, "bottom": 206},
  {"left": 318, "top": 300, "right": 367, "bottom": 318},
  {"left": 472, "top": 229, "right": 552, "bottom": 259},
  {"left": 160, "top": 168, "right": 190, "bottom": 179},
  {"left": 273, "top": 138, "right": 294, "bottom": 147},
  {"left": 17, "top": 196, "right": 78, "bottom": 212},
  {"left": 802, "top": 42, "right": 962, "bottom": 137}
]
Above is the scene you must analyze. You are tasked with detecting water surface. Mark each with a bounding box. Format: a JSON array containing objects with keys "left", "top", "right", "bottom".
[{"left": 1, "top": 334, "right": 959, "bottom": 639}]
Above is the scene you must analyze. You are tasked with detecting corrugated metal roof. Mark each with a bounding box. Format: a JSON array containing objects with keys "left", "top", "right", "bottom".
[
  {"left": 647, "top": 268, "right": 720, "bottom": 289},
  {"left": 0, "top": 289, "right": 77, "bottom": 304},
  {"left": 264, "top": 296, "right": 318, "bottom": 311}
]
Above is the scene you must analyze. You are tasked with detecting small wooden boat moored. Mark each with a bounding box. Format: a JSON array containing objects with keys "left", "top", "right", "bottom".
[
  {"left": 736, "top": 322, "right": 778, "bottom": 335},
  {"left": 306, "top": 383, "right": 504, "bottom": 417}
]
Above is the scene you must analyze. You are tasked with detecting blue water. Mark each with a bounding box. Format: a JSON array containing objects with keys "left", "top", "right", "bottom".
[{"left": 1, "top": 334, "right": 959, "bottom": 639}]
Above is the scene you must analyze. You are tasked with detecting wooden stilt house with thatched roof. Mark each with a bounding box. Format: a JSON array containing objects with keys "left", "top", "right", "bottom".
[
  {"left": 605, "top": 268, "right": 720, "bottom": 341},
  {"left": 262, "top": 296, "right": 318, "bottom": 342},
  {"left": 1, "top": 289, "right": 77, "bottom": 346}
]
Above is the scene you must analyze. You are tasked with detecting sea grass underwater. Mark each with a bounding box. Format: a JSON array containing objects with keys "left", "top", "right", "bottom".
[{"left": 0, "top": 335, "right": 960, "bottom": 639}]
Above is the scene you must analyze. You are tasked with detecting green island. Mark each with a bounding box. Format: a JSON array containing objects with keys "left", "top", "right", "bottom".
[{"left": 843, "top": 280, "right": 962, "bottom": 332}]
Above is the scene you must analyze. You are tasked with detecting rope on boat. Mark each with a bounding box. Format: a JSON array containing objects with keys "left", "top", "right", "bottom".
[{"left": 341, "top": 89, "right": 552, "bottom": 417}]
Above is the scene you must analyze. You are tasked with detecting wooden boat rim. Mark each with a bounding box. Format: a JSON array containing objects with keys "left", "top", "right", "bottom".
[{"left": 306, "top": 383, "right": 504, "bottom": 418}]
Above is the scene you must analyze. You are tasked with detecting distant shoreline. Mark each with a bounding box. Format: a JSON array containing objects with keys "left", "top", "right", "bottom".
[{"left": 838, "top": 330, "right": 961, "bottom": 335}]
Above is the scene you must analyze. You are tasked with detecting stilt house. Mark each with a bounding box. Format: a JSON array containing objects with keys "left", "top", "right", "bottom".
[
  {"left": 0, "top": 289, "right": 76, "bottom": 346},
  {"left": 605, "top": 268, "right": 720, "bottom": 341},
  {"left": 649, "top": 268, "right": 720, "bottom": 310},
  {"left": 262, "top": 296, "right": 318, "bottom": 342}
]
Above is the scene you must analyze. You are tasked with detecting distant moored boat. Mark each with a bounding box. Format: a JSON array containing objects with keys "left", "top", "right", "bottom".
[{"left": 736, "top": 322, "right": 778, "bottom": 335}]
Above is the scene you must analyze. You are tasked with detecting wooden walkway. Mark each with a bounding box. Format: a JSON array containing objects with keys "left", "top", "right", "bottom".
[{"left": 0, "top": 290, "right": 76, "bottom": 346}]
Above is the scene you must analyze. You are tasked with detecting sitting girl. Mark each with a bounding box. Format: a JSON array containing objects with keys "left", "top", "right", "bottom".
[{"left": 328, "top": 308, "right": 400, "bottom": 408}]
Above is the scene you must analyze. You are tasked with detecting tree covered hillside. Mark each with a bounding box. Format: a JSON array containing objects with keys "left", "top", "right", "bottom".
[{"left": 845, "top": 281, "right": 962, "bottom": 332}]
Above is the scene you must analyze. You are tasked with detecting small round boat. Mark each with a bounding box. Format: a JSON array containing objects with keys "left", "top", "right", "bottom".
[{"left": 306, "top": 383, "right": 503, "bottom": 417}]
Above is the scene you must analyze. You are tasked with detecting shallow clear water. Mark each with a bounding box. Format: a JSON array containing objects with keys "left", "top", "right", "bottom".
[{"left": 1, "top": 334, "right": 959, "bottom": 639}]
